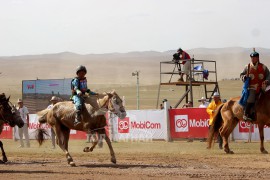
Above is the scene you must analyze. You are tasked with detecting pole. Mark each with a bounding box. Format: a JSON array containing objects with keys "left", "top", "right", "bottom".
[
  {"left": 136, "top": 72, "right": 139, "bottom": 110},
  {"left": 132, "top": 71, "right": 140, "bottom": 110}
]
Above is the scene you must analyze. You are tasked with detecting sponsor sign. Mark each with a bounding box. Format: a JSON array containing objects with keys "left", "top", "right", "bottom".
[
  {"left": 118, "top": 117, "right": 130, "bottom": 133},
  {"left": 112, "top": 110, "right": 166, "bottom": 141},
  {"left": 175, "top": 115, "right": 189, "bottom": 132},
  {"left": 169, "top": 108, "right": 210, "bottom": 138},
  {"left": 239, "top": 121, "right": 254, "bottom": 133}
]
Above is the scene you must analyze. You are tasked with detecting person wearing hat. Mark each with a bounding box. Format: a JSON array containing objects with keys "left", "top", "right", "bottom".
[
  {"left": 71, "top": 65, "right": 99, "bottom": 126},
  {"left": 176, "top": 48, "right": 192, "bottom": 82},
  {"left": 182, "top": 101, "right": 193, "bottom": 108},
  {"left": 199, "top": 97, "right": 209, "bottom": 108},
  {"left": 47, "top": 96, "right": 59, "bottom": 149},
  {"left": 240, "top": 49, "right": 270, "bottom": 121},
  {"left": 17, "top": 98, "right": 30, "bottom": 148},
  {"left": 206, "top": 92, "right": 223, "bottom": 149}
]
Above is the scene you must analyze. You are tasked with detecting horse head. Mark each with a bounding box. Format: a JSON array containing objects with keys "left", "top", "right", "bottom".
[
  {"left": 106, "top": 90, "right": 127, "bottom": 119},
  {"left": 0, "top": 93, "right": 24, "bottom": 128}
]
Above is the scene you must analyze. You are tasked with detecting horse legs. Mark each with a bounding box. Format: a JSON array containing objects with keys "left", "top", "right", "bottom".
[
  {"left": 55, "top": 122, "right": 75, "bottom": 166},
  {"left": 83, "top": 133, "right": 99, "bottom": 152},
  {"left": 0, "top": 141, "right": 7, "bottom": 163},
  {"left": 220, "top": 118, "right": 238, "bottom": 154},
  {"left": 258, "top": 123, "right": 268, "bottom": 154},
  {"left": 100, "top": 129, "right": 116, "bottom": 164}
]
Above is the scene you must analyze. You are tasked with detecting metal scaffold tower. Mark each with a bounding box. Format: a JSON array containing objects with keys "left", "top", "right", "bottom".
[{"left": 156, "top": 58, "right": 220, "bottom": 108}]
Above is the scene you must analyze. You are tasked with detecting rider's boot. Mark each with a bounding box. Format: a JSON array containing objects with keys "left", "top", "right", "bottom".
[
  {"left": 243, "top": 103, "right": 254, "bottom": 122},
  {"left": 74, "top": 110, "right": 82, "bottom": 126}
]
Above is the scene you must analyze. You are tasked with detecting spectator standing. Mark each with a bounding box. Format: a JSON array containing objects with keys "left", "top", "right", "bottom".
[
  {"left": 206, "top": 92, "right": 223, "bottom": 149},
  {"left": 199, "top": 97, "right": 209, "bottom": 108},
  {"left": 47, "top": 96, "right": 59, "bottom": 149},
  {"left": 17, "top": 99, "right": 30, "bottom": 148}
]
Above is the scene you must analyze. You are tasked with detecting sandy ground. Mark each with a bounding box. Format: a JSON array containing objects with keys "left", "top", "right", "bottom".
[{"left": 1, "top": 140, "right": 270, "bottom": 180}]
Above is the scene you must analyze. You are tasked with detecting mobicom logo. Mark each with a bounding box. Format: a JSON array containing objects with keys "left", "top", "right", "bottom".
[
  {"left": 175, "top": 115, "right": 189, "bottom": 132},
  {"left": 239, "top": 121, "right": 254, "bottom": 133},
  {"left": 118, "top": 118, "right": 130, "bottom": 133},
  {"left": 131, "top": 121, "right": 161, "bottom": 129},
  {"left": 189, "top": 119, "right": 209, "bottom": 127}
]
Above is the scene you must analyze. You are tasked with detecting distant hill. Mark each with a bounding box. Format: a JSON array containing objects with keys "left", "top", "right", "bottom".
[{"left": 1, "top": 47, "right": 270, "bottom": 91}]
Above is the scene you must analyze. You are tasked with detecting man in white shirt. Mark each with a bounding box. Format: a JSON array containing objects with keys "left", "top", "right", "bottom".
[
  {"left": 17, "top": 99, "right": 30, "bottom": 148},
  {"left": 47, "top": 96, "right": 59, "bottom": 149},
  {"left": 199, "top": 97, "right": 209, "bottom": 108}
]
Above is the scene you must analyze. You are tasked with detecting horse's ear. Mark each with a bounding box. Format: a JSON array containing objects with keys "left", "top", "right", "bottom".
[
  {"left": 107, "top": 93, "right": 113, "bottom": 98},
  {"left": 7, "top": 96, "right": 10, "bottom": 101}
]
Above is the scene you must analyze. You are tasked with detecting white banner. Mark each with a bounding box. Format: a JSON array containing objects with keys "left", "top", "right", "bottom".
[
  {"left": 14, "top": 114, "right": 52, "bottom": 140},
  {"left": 233, "top": 121, "right": 270, "bottom": 141},
  {"left": 109, "top": 109, "right": 167, "bottom": 141}
]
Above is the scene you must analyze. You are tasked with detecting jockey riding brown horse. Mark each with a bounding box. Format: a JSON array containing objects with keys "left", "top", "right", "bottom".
[
  {"left": 207, "top": 84, "right": 270, "bottom": 154},
  {"left": 208, "top": 49, "right": 270, "bottom": 154},
  {"left": 36, "top": 91, "right": 126, "bottom": 166}
]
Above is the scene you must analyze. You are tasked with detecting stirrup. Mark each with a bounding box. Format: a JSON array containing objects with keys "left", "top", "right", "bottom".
[{"left": 243, "top": 115, "right": 253, "bottom": 122}]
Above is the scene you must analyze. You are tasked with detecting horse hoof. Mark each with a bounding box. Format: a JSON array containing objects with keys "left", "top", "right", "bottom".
[
  {"left": 226, "top": 151, "right": 234, "bottom": 154},
  {"left": 83, "top": 147, "right": 90, "bottom": 152},
  {"left": 111, "top": 158, "right": 116, "bottom": 164},
  {"left": 69, "top": 162, "right": 76, "bottom": 167},
  {"left": 261, "top": 150, "right": 268, "bottom": 154},
  {"left": 3, "top": 157, "right": 8, "bottom": 163}
]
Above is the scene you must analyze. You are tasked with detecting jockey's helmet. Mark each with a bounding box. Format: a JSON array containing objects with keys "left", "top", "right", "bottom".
[
  {"left": 250, "top": 51, "right": 259, "bottom": 57},
  {"left": 177, "top": 48, "right": 183, "bottom": 53},
  {"left": 213, "top": 92, "right": 220, "bottom": 97},
  {"left": 76, "top": 65, "right": 87, "bottom": 75}
]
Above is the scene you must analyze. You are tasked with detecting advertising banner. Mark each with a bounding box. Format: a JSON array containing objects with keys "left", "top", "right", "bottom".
[
  {"left": 169, "top": 108, "right": 209, "bottom": 139},
  {"left": 110, "top": 110, "right": 167, "bottom": 141}
]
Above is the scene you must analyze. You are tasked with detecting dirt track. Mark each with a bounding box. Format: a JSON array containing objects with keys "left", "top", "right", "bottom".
[{"left": 1, "top": 140, "right": 270, "bottom": 180}]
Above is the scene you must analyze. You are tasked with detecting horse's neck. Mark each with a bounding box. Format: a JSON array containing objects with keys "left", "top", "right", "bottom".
[
  {"left": 85, "top": 94, "right": 109, "bottom": 109},
  {"left": 97, "top": 95, "right": 109, "bottom": 108}
]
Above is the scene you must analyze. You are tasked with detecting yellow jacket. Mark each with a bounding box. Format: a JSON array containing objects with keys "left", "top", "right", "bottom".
[{"left": 206, "top": 100, "right": 222, "bottom": 126}]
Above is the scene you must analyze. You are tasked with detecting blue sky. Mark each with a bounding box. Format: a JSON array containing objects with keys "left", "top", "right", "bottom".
[{"left": 0, "top": 0, "right": 269, "bottom": 56}]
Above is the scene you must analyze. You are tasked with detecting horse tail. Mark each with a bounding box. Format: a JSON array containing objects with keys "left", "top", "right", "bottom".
[
  {"left": 36, "top": 109, "right": 50, "bottom": 145},
  {"left": 37, "top": 109, "right": 50, "bottom": 124},
  {"left": 36, "top": 128, "right": 49, "bottom": 146},
  {"left": 207, "top": 104, "right": 224, "bottom": 148}
]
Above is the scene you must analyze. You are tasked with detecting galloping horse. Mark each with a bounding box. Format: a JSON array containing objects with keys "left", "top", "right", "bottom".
[
  {"left": 36, "top": 91, "right": 126, "bottom": 166},
  {"left": 208, "top": 87, "right": 270, "bottom": 154},
  {"left": 0, "top": 93, "right": 24, "bottom": 163}
]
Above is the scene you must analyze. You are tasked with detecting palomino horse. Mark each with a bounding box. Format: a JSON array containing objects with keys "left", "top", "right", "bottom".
[
  {"left": 0, "top": 93, "right": 24, "bottom": 163},
  {"left": 208, "top": 87, "right": 270, "bottom": 154},
  {"left": 36, "top": 91, "right": 126, "bottom": 166}
]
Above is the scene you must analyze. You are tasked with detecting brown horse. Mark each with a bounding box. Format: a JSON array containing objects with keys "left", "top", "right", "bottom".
[
  {"left": 208, "top": 87, "right": 270, "bottom": 154},
  {"left": 36, "top": 91, "right": 126, "bottom": 166},
  {"left": 0, "top": 93, "right": 24, "bottom": 163}
]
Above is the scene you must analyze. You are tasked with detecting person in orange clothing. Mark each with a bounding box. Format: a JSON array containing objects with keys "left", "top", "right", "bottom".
[{"left": 206, "top": 92, "right": 223, "bottom": 149}]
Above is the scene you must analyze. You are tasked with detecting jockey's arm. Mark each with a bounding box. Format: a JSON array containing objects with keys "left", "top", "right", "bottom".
[
  {"left": 86, "top": 89, "right": 98, "bottom": 96},
  {"left": 73, "top": 79, "right": 82, "bottom": 95},
  {"left": 240, "top": 66, "right": 248, "bottom": 82}
]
